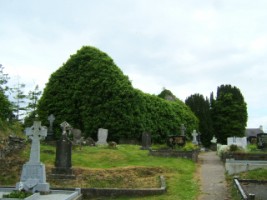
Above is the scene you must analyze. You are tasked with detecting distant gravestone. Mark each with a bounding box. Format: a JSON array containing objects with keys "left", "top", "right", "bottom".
[
  {"left": 210, "top": 136, "right": 217, "bottom": 143},
  {"left": 16, "top": 121, "right": 50, "bottom": 193},
  {"left": 46, "top": 114, "right": 55, "bottom": 141},
  {"left": 51, "top": 121, "right": 75, "bottom": 179},
  {"left": 140, "top": 132, "right": 151, "bottom": 150},
  {"left": 227, "top": 137, "right": 247, "bottom": 149},
  {"left": 96, "top": 128, "right": 108, "bottom": 145},
  {"left": 167, "top": 135, "right": 186, "bottom": 148},
  {"left": 192, "top": 130, "right": 198, "bottom": 145},
  {"left": 180, "top": 124, "right": 186, "bottom": 136},
  {"left": 257, "top": 133, "right": 267, "bottom": 149},
  {"left": 72, "top": 129, "right": 83, "bottom": 145}
]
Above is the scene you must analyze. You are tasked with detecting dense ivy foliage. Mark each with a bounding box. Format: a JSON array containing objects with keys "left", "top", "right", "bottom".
[
  {"left": 212, "top": 84, "right": 247, "bottom": 144},
  {"left": 185, "top": 94, "right": 213, "bottom": 147},
  {"left": 37, "top": 46, "right": 198, "bottom": 142}
]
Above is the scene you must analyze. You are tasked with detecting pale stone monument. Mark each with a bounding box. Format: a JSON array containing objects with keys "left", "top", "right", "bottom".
[
  {"left": 192, "top": 130, "right": 198, "bottom": 145},
  {"left": 180, "top": 124, "right": 186, "bottom": 136},
  {"left": 96, "top": 128, "right": 108, "bottom": 145},
  {"left": 211, "top": 136, "right": 217, "bottom": 143},
  {"left": 227, "top": 136, "right": 247, "bottom": 149},
  {"left": 16, "top": 121, "right": 50, "bottom": 193}
]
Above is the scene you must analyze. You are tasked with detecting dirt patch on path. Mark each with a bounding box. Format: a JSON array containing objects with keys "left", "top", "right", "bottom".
[{"left": 197, "top": 151, "right": 231, "bottom": 200}]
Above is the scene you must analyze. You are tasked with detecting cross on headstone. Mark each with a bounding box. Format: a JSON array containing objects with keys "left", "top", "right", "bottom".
[
  {"left": 17, "top": 121, "right": 50, "bottom": 193},
  {"left": 25, "top": 121, "right": 47, "bottom": 163},
  {"left": 192, "top": 130, "right": 198, "bottom": 145},
  {"left": 180, "top": 124, "right": 186, "bottom": 136},
  {"left": 60, "top": 121, "right": 71, "bottom": 136}
]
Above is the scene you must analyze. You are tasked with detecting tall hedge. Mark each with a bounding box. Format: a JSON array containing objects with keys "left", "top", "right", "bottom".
[{"left": 37, "top": 46, "right": 198, "bottom": 142}]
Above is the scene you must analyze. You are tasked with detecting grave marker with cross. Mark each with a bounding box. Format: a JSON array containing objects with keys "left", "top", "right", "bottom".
[{"left": 16, "top": 121, "right": 50, "bottom": 193}]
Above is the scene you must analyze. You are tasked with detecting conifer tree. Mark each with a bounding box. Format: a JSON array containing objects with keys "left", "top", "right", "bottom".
[{"left": 211, "top": 84, "right": 247, "bottom": 144}]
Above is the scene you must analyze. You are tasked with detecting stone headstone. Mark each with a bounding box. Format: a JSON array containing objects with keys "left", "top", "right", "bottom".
[
  {"left": 211, "top": 136, "right": 217, "bottom": 143},
  {"left": 46, "top": 114, "right": 55, "bottom": 140},
  {"left": 16, "top": 121, "right": 50, "bottom": 193},
  {"left": 257, "top": 133, "right": 267, "bottom": 149},
  {"left": 140, "top": 132, "right": 151, "bottom": 150},
  {"left": 72, "top": 129, "right": 83, "bottom": 145},
  {"left": 192, "top": 130, "right": 198, "bottom": 145},
  {"left": 227, "top": 137, "right": 247, "bottom": 149},
  {"left": 180, "top": 124, "right": 186, "bottom": 136},
  {"left": 51, "top": 121, "right": 75, "bottom": 179},
  {"left": 96, "top": 128, "right": 108, "bottom": 145},
  {"left": 167, "top": 135, "right": 186, "bottom": 148}
]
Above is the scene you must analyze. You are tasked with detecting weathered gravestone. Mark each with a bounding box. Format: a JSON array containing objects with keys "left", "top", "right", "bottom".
[
  {"left": 96, "top": 128, "right": 108, "bottom": 145},
  {"left": 51, "top": 121, "right": 75, "bottom": 179},
  {"left": 140, "top": 132, "right": 151, "bottom": 150},
  {"left": 72, "top": 129, "right": 83, "bottom": 146},
  {"left": 16, "top": 121, "right": 50, "bottom": 193},
  {"left": 191, "top": 130, "right": 198, "bottom": 145},
  {"left": 227, "top": 136, "right": 247, "bottom": 149},
  {"left": 257, "top": 133, "right": 267, "bottom": 149},
  {"left": 167, "top": 135, "right": 186, "bottom": 148},
  {"left": 180, "top": 124, "right": 186, "bottom": 136},
  {"left": 46, "top": 114, "right": 55, "bottom": 141}
]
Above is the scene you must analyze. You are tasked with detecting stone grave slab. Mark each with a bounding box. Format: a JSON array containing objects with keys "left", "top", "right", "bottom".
[{"left": 96, "top": 128, "right": 108, "bottom": 145}]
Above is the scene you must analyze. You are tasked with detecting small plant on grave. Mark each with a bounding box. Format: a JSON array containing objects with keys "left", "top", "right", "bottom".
[
  {"left": 229, "top": 144, "right": 239, "bottom": 152},
  {"left": 246, "top": 144, "right": 258, "bottom": 152},
  {"left": 182, "top": 142, "right": 198, "bottom": 151},
  {"left": 2, "top": 190, "right": 32, "bottom": 199}
]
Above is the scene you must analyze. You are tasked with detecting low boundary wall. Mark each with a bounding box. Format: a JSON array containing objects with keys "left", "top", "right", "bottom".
[
  {"left": 149, "top": 149, "right": 199, "bottom": 162},
  {"left": 225, "top": 159, "right": 267, "bottom": 175}
]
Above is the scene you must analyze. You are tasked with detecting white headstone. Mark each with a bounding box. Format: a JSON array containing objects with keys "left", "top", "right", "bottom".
[
  {"left": 211, "top": 136, "right": 217, "bottom": 143},
  {"left": 192, "top": 130, "right": 198, "bottom": 145},
  {"left": 16, "top": 121, "right": 50, "bottom": 193},
  {"left": 227, "top": 136, "right": 247, "bottom": 149},
  {"left": 96, "top": 128, "right": 108, "bottom": 145}
]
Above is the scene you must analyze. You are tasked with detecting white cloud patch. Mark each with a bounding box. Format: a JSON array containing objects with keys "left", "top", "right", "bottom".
[{"left": 1, "top": 0, "right": 267, "bottom": 129}]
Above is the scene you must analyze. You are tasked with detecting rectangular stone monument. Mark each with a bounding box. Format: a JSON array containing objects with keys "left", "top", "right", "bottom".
[
  {"left": 96, "top": 128, "right": 108, "bottom": 145},
  {"left": 227, "top": 137, "right": 247, "bottom": 149},
  {"left": 16, "top": 121, "right": 50, "bottom": 193},
  {"left": 140, "top": 132, "right": 151, "bottom": 150}
]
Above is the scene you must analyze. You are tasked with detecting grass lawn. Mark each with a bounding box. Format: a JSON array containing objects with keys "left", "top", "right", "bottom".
[{"left": 40, "top": 144, "right": 199, "bottom": 200}]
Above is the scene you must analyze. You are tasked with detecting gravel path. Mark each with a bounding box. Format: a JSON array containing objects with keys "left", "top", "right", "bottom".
[{"left": 198, "top": 151, "right": 231, "bottom": 200}]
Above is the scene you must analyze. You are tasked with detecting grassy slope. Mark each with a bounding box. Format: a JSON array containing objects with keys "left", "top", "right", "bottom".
[{"left": 40, "top": 144, "right": 199, "bottom": 200}]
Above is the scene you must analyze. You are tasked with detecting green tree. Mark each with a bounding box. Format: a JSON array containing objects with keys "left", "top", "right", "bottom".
[
  {"left": 212, "top": 84, "right": 247, "bottom": 144},
  {"left": 11, "top": 81, "right": 27, "bottom": 121},
  {"left": 24, "top": 85, "right": 42, "bottom": 127},
  {"left": 185, "top": 94, "right": 213, "bottom": 147},
  {"left": 0, "top": 64, "right": 12, "bottom": 122},
  {"left": 37, "top": 46, "right": 198, "bottom": 142}
]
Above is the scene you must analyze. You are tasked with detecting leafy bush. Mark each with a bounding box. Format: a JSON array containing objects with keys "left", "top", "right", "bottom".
[
  {"left": 229, "top": 144, "right": 239, "bottom": 152},
  {"left": 182, "top": 142, "right": 199, "bottom": 151},
  {"left": 3, "top": 190, "right": 31, "bottom": 199},
  {"left": 246, "top": 144, "right": 258, "bottom": 152},
  {"left": 37, "top": 46, "right": 198, "bottom": 143}
]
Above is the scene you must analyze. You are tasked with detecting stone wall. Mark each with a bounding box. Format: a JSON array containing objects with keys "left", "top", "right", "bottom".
[
  {"left": 222, "top": 152, "right": 267, "bottom": 162},
  {"left": 0, "top": 136, "right": 25, "bottom": 159},
  {"left": 149, "top": 149, "right": 199, "bottom": 162}
]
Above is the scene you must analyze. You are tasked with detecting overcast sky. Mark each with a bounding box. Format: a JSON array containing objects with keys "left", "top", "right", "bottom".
[{"left": 1, "top": 0, "right": 267, "bottom": 130}]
